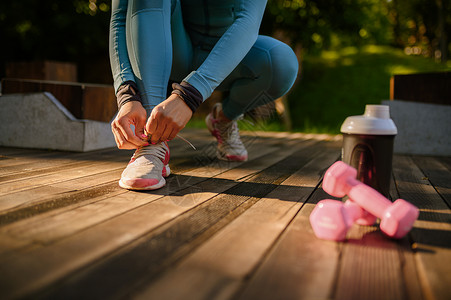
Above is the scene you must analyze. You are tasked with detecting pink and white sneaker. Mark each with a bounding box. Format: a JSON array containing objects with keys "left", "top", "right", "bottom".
[
  {"left": 119, "top": 142, "right": 170, "bottom": 190},
  {"left": 205, "top": 103, "right": 248, "bottom": 162}
]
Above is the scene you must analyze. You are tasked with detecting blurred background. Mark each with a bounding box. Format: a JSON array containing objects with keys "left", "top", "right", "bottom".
[{"left": 0, "top": 0, "right": 450, "bottom": 133}]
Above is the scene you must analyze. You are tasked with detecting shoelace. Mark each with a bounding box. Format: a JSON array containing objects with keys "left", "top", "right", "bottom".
[
  {"left": 132, "top": 143, "right": 167, "bottom": 161},
  {"left": 142, "top": 129, "right": 196, "bottom": 151},
  {"left": 176, "top": 134, "right": 196, "bottom": 150},
  {"left": 132, "top": 133, "right": 196, "bottom": 163}
]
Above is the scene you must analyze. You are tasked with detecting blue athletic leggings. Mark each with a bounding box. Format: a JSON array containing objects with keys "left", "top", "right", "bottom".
[{"left": 114, "top": 0, "right": 298, "bottom": 120}]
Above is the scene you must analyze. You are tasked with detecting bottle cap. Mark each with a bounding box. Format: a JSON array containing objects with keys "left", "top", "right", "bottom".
[{"left": 341, "top": 105, "right": 397, "bottom": 135}]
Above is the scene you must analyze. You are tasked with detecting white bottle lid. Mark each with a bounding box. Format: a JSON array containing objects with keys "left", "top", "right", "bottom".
[{"left": 340, "top": 105, "right": 397, "bottom": 135}]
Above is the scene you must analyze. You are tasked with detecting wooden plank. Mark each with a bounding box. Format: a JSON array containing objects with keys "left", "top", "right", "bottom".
[
  {"left": 1, "top": 136, "right": 309, "bottom": 247},
  {"left": 0, "top": 153, "right": 214, "bottom": 255},
  {"left": 42, "top": 61, "right": 78, "bottom": 82},
  {"left": 0, "top": 139, "right": 322, "bottom": 299},
  {"left": 82, "top": 86, "right": 117, "bottom": 123},
  {"left": 0, "top": 131, "right": 209, "bottom": 177},
  {"left": 0, "top": 159, "right": 126, "bottom": 210},
  {"left": 0, "top": 160, "right": 125, "bottom": 195},
  {"left": 0, "top": 147, "right": 241, "bottom": 258},
  {"left": 236, "top": 187, "right": 339, "bottom": 300},
  {"left": 0, "top": 148, "right": 128, "bottom": 177},
  {"left": 32, "top": 140, "right": 332, "bottom": 299},
  {"left": 413, "top": 156, "right": 451, "bottom": 207},
  {"left": 178, "top": 132, "right": 314, "bottom": 180},
  {"left": 334, "top": 227, "right": 406, "bottom": 300},
  {"left": 390, "top": 72, "right": 451, "bottom": 105},
  {"left": 133, "top": 145, "right": 340, "bottom": 299},
  {"left": 331, "top": 166, "right": 425, "bottom": 300},
  {"left": 438, "top": 156, "right": 451, "bottom": 171},
  {"left": 393, "top": 155, "right": 451, "bottom": 300},
  {"left": 0, "top": 171, "right": 123, "bottom": 226},
  {"left": 0, "top": 149, "right": 68, "bottom": 170},
  {"left": 236, "top": 149, "right": 424, "bottom": 300},
  {"left": 0, "top": 129, "right": 318, "bottom": 224},
  {"left": 0, "top": 151, "right": 204, "bottom": 226},
  {"left": 0, "top": 133, "right": 299, "bottom": 230},
  {"left": 0, "top": 135, "right": 213, "bottom": 202},
  {"left": 0, "top": 153, "right": 124, "bottom": 181},
  {"left": 0, "top": 147, "right": 52, "bottom": 157},
  {"left": 0, "top": 138, "right": 284, "bottom": 246},
  {"left": 5, "top": 61, "right": 77, "bottom": 82},
  {"left": 0, "top": 133, "right": 284, "bottom": 226},
  {"left": 398, "top": 237, "right": 426, "bottom": 300},
  {"left": 388, "top": 172, "right": 425, "bottom": 300}
]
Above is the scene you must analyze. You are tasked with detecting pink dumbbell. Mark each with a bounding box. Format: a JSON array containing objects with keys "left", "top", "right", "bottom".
[
  {"left": 310, "top": 199, "right": 377, "bottom": 241},
  {"left": 323, "top": 161, "right": 419, "bottom": 238}
]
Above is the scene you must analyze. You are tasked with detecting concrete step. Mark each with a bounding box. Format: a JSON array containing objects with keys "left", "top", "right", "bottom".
[{"left": 0, "top": 92, "right": 116, "bottom": 152}]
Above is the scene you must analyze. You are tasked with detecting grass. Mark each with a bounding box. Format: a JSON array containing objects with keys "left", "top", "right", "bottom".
[
  {"left": 288, "top": 45, "right": 451, "bottom": 134},
  {"left": 187, "top": 45, "right": 450, "bottom": 134},
  {"left": 186, "top": 112, "right": 286, "bottom": 132}
]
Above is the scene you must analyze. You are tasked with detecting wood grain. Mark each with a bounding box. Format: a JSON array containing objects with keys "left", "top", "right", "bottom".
[
  {"left": 393, "top": 155, "right": 451, "bottom": 300},
  {"left": 134, "top": 146, "right": 340, "bottom": 300},
  {"left": 0, "top": 136, "right": 321, "bottom": 299},
  {"left": 0, "top": 130, "right": 447, "bottom": 300}
]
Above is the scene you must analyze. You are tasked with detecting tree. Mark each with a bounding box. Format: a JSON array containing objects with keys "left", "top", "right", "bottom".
[
  {"left": 1, "top": 0, "right": 448, "bottom": 83},
  {"left": 261, "top": 0, "right": 450, "bottom": 62},
  {"left": 0, "top": 0, "right": 111, "bottom": 81},
  {"left": 385, "top": 0, "right": 450, "bottom": 61},
  {"left": 261, "top": 0, "right": 392, "bottom": 52}
]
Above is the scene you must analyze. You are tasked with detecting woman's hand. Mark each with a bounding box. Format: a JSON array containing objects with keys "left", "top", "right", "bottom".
[
  {"left": 146, "top": 94, "right": 193, "bottom": 144},
  {"left": 111, "top": 101, "right": 148, "bottom": 149}
]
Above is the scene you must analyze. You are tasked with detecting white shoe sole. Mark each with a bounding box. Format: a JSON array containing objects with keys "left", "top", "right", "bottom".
[
  {"left": 118, "top": 165, "right": 171, "bottom": 191},
  {"left": 118, "top": 177, "right": 167, "bottom": 191}
]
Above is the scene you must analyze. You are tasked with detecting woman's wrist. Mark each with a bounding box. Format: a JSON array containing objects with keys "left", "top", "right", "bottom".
[
  {"left": 116, "top": 81, "right": 143, "bottom": 109},
  {"left": 171, "top": 81, "right": 203, "bottom": 113}
]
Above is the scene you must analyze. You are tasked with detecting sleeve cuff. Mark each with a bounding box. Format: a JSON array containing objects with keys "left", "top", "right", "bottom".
[
  {"left": 116, "top": 81, "right": 142, "bottom": 109},
  {"left": 183, "top": 71, "right": 213, "bottom": 101},
  {"left": 171, "top": 81, "right": 203, "bottom": 113}
]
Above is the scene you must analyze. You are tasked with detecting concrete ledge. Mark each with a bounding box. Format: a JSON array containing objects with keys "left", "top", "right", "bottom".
[
  {"left": 382, "top": 100, "right": 451, "bottom": 156},
  {"left": 0, "top": 93, "right": 116, "bottom": 152}
]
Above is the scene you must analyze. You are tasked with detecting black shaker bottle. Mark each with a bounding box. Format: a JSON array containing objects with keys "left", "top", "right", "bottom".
[{"left": 341, "top": 105, "right": 397, "bottom": 198}]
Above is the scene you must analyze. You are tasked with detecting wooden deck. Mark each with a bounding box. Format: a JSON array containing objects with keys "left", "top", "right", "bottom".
[{"left": 0, "top": 128, "right": 450, "bottom": 300}]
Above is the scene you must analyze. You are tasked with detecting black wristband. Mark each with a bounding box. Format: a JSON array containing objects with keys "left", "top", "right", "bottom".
[
  {"left": 116, "top": 81, "right": 142, "bottom": 109},
  {"left": 171, "top": 81, "right": 203, "bottom": 113}
]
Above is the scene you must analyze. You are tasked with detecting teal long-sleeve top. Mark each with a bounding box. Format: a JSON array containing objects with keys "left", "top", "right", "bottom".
[{"left": 109, "top": 0, "right": 267, "bottom": 101}]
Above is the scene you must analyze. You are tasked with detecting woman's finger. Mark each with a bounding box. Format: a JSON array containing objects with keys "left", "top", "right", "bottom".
[
  {"left": 112, "top": 123, "right": 137, "bottom": 149},
  {"left": 145, "top": 114, "right": 158, "bottom": 141},
  {"left": 116, "top": 118, "right": 147, "bottom": 147},
  {"left": 167, "top": 127, "right": 178, "bottom": 142},
  {"left": 158, "top": 125, "right": 174, "bottom": 143},
  {"left": 152, "top": 120, "right": 167, "bottom": 144}
]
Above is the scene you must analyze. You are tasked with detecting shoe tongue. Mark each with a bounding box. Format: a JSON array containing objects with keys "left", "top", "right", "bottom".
[
  {"left": 218, "top": 121, "right": 239, "bottom": 141},
  {"left": 213, "top": 103, "right": 222, "bottom": 118},
  {"left": 217, "top": 119, "right": 232, "bottom": 129}
]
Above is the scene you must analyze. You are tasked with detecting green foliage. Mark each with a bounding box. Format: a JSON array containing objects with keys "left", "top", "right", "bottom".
[
  {"left": 288, "top": 45, "right": 451, "bottom": 134},
  {"left": 387, "top": 0, "right": 451, "bottom": 61},
  {"left": 1, "top": 0, "right": 450, "bottom": 136},
  {"left": 0, "top": 0, "right": 110, "bottom": 78},
  {"left": 261, "top": 0, "right": 393, "bottom": 52},
  {"left": 262, "top": 0, "right": 450, "bottom": 60},
  {"left": 1, "top": 0, "right": 449, "bottom": 76}
]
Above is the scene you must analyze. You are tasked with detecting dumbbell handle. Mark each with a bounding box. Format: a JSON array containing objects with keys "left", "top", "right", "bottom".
[
  {"left": 344, "top": 199, "right": 377, "bottom": 225},
  {"left": 342, "top": 200, "right": 361, "bottom": 223},
  {"left": 344, "top": 177, "right": 392, "bottom": 218}
]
